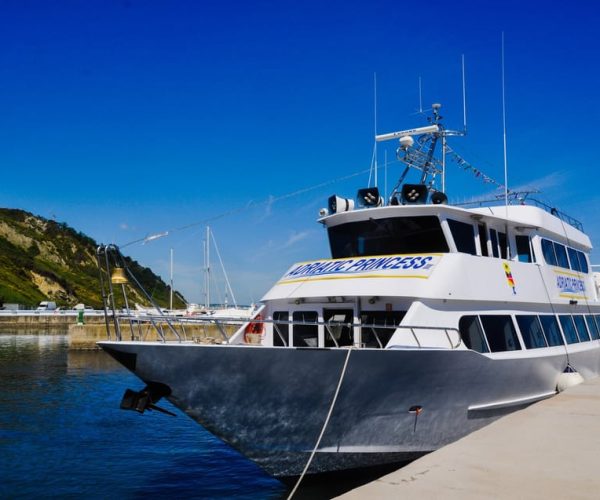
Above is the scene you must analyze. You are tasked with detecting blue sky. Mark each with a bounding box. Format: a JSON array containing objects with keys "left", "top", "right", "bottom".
[{"left": 1, "top": 0, "right": 599, "bottom": 305}]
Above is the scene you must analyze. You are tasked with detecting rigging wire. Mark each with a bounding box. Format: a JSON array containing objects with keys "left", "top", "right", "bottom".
[{"left": 120, "top": 164, "right": 400, "bottom": 249}]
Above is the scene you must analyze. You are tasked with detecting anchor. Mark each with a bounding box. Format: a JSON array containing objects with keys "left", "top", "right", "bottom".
[{"left": 120, "top": 381, "right": 176, "bottom": 417}]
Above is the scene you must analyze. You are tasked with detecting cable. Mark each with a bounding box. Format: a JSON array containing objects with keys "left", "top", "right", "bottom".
[
  {"left": 119, "top": 167, "right": 380, "bottom": 249},
  {"left": 287, "top": 347, "right": 353, "bottom": 499}
]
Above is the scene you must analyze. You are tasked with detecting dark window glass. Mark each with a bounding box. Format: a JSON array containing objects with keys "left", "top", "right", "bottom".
[
  {"left": 585, "top": 315, "right": 600, "bottom": 340},
  {"left": 448, "top": 219, "right": 477, "bottom": 255},
  {"left": 328, "top": 216, "right": 449, "bottom": 259},
  {"left": 273, "top": 311, "right": 289, "bottom": 346},
  {"left": 498, "top": 232, "right": 508, "bottom": 259},
  {"left": 361, "top": 311, "right": 405, "bottom": 348},
  {"left": 292, "top": 311, "right": 318, "bottom": 347},
  {"left": 459, "top": 316, "right": 489, "bottom": 353},
  {"left": 515, "top": 235, "right": 532, "bottom": 263},
  {"left": 516, "top": 315, "right": 547, "bottom": 349},
  {"left": 539, "top": 316, "right": 564, "bottom": 346},
  {"left": 554, "top": 243, "right": 569, "bottom": 269},
  {"left": 567, "top": 247, "right": 581, "bottom": 272},
  {"left": 480, "top": 315, "right": 521, "bottom": 352},
  {"left": 559, "top": 315, "right": 579, "bottom": 344},
  {"left": 577, "top": 251, "right": 589, "bottom": 274},
  {"left": 490, "top": 229, "right": 499, "bottom": 258},
  {"left": 478, "top": 224, "right": 489, "bottom": 257},
  {"left": 324, "top": 309, "right": 353, "bottom": 347},
  {"left": 542, "top": 239, "right": 557, "bottom": 266},
  {"left": 573, "top": 315, "right": 590, "bottom": 342}
]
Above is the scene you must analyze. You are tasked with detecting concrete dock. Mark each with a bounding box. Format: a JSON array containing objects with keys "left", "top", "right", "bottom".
[{"left": 339, "top": 377, "right": 600, "bottom": 499}]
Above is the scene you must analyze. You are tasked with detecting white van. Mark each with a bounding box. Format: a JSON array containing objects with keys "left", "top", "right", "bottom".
[{"left": 37, "top": 301, "right": 57, "bottom": 311}]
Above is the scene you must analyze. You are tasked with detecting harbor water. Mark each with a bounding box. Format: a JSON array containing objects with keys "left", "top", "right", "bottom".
[{"left": 0, "top": 334, "right": 286, "bottom": 499}]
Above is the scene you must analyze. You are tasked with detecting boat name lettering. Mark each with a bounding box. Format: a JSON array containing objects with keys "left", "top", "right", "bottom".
[
  {"left": 556, "top": 275, "right": 585, "bottom": 294},
  {"left": 284, "top": 255, "right": 435, "bottom": 279}
]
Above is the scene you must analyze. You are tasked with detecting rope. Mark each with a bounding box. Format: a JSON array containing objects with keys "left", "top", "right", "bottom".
[
  {"left": 287, "top": 347, "right": 353, "bottom": 499},
  {"left": 119, "top": 167, "right": 376, "bottom": 249}
]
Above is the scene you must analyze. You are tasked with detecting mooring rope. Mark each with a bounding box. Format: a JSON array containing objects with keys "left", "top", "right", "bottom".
[{"left": 287, "top": 347, "right": 353, "bottom": 499}]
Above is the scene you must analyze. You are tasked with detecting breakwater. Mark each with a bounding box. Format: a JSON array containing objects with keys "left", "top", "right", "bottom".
[{"left": 0, "top": 312, "right": 237, "bottom": 349}]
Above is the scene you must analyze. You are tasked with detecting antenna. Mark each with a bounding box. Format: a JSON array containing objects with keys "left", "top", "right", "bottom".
[
  {"left": 501, "top": 32, "right": 509, "bottom": 214},
  {"left": 418, "top": 76, "right": 423, "bottom": 113},
  {"left": 462, "top": 54, "right": 467, "bottom": 134},
  {"left": 374, "top": 72, "right": 378, "bottom": 187}
]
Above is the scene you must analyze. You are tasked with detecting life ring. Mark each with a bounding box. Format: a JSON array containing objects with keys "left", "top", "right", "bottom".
[{"left": 244, "top": 314, "right": 264, "bottom": 343}]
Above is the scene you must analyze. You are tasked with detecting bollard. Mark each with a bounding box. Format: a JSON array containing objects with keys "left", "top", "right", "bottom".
[{"left": 77, "top": 309, "right": 85, "bottom": 325}]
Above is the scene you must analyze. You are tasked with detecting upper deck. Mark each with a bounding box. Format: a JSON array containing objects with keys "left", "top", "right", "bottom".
[{"left": 262, "top": 201, "right": 595, "bottom": 304}]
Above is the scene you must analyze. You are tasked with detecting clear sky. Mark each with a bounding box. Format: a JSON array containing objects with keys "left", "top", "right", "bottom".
[{"left": 1, "top": 0, "right": 599, "bottom": 306}]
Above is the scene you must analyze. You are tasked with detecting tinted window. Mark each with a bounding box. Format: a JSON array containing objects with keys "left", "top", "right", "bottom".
[
  {"left": 480, "top": 315, "right": 521, "bottom": 352},
  {"left": 448, "top": 219, "right": 476, "bottom": 255},
  {"left": 554, "top": 243, "right": 569, "bottom": 268},
  {"left": 567, "top": 247, "right": 581, "bottom": 272},
  {"left": 324, "top": 309, "right": 353, "bottom": 347},
  {"left": 328, "top": 216, "right": 449, "bottom": 259},
  {"left": 459, "top": 316, "right": 489, "bottom": 353},
  {"left": 585, "top": 315, "right": 600, "bottom": 340},
  {"left": 573, "top": 315, "right": 590, "bottom": 342},
  {"left": 292, "top": 311, "right": 318, "bottom": 347},
  {"left": 539, "top": 315, "right": 564, "bottom": 346},
  {"left": 490, "top": 229, "right": 499, "bottom": 258},
  {"left": 273, "top": 311, "right": 289, "bottom": 346},
  {"left": 478, "top": 224, "right": 488, "bottom": 257},
  {"left": 361, "top": 311, "right": 405, "bottom": 348},
  {"left": 559, "top": 315, "right": 579, "bottom": 344},
  {"left": 516, "top": 315, "right": 547, "bottom": 349},
  {"left": 499, "top": 232, "right": 508, "bottom": 259},
  {"left": 516, "top": 235, "right": 533, "bottom": 263},
  {"left": 577, "top": 251, "right": 589, "bottom": 274},
  {"left": 542, "top": 239, "right": 557, "bottom": 266}
]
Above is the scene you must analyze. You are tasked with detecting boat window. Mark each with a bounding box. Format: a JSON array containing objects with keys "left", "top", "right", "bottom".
[
  {"left": 499, "top": 232, "right": 508, "bottom": 259},
  {"left": 479, "top": 315, "right": 521, "bottom": 352},
  {"left": 558, "top": 315, "right": 579, "bottom": 344},
  {"left": 515, "top": 315, "right": 547, "bottom": 349},
  {"left": 292, "top": 311, "right": 318, "bottom": 347},
  {"left": 554, "top": 243, "right": 569, "bottom": 269},
  {"left": 573, "top": 315, "right": 591, "bottom": 342},
  {"left": 273, "top": 311, "right": 289, "bottom": 347},
  {"left": 458, "top": 315, "right": 489, "bottom": 353},
  {"left": 585, "top": 315, "right": 600, "bottom": 340},
  {"left": 360, "top": 311, "right": 405, "bottom": 348},
  {"left": 567, "top": 247, "right": 581, "bottom": 272},
  {"left": 515, "top": 235, "right": 533, "bottom": 263},
  {"left": 577, "top": 251, "right": 589, "bottom": 274},
  {"left": 447, "top": 219, "right": 477, "bottom": 255},
  {"left": 541, "top": 239, "right": 557, "bottom": 266},
  {"left": 478, "top": 224, "right": 489, "bottom": 257},
  {"left": 324, "top": 309, "right": 353, "bottom": 347},
  {"left": 539, "top": 315, "right": 564, "bottom": 346},
  {"left": 594, "top": 315, "right": 600, "bottom": 337},
  {"left": 490, "top": 229, "right": 499, "bottom": 258},
  {"left": 328, "top": 216, "right": 449, "bottom": 259}
]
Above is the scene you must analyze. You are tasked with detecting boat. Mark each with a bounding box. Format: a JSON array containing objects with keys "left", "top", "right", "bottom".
[{"left": 96, "top": 104, "right": 600, "bottom": 480}]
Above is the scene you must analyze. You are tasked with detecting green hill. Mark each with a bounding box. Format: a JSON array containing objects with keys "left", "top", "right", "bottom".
[{"left": 0, "top": 208, "right": 185, "bottom": 309}]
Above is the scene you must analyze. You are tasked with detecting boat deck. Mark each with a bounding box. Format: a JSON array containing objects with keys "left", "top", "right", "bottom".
[{"left": 338, "top": 376, "right": 600, "bottom": 499}]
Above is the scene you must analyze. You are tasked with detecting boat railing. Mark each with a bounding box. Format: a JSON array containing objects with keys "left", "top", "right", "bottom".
[
  {"left": 455, "top": 196, "right": 584, "bottom": 231},
  {"left": 104, "top": 313, "right": 462, "bottom": 350}
]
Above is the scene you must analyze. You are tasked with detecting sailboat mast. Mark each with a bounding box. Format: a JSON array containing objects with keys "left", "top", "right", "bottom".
[
  {"left": 205, "top": 226, "right": 211, "bottom": 308},
  {"left": 170, "top": 248, "right": 173, "bottom": 310}
]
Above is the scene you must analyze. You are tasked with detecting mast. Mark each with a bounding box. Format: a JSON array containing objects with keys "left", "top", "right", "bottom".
[
  {"left": 169, "top": 248, "right": 173, "bottom": 310},
  {"left": 204, "top": 226, "right": 211, "bottom": 309}
]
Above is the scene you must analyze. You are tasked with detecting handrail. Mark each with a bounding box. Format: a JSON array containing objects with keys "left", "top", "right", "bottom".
[{"left": 107, "top": 313, "right": 463, "bottom": 350}]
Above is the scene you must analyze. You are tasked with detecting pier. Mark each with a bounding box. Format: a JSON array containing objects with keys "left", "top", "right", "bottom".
[{"left": 338, "top": 376, "right": 600, "bottom": 499}]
